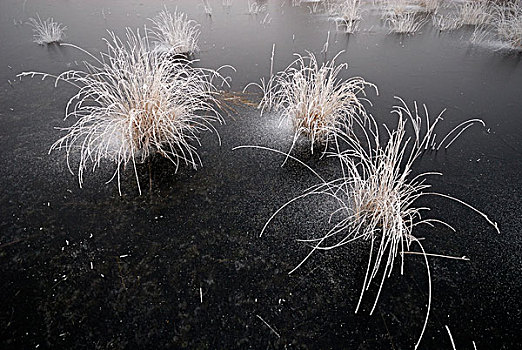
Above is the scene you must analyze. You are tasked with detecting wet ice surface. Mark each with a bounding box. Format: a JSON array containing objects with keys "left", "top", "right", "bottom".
[{"left": 1, "top": 0, "right": 521, "bottom": 349}]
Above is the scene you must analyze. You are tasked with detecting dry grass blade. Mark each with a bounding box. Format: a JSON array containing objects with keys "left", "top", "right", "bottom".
[
  {"left": 27, "top": 13, "right": 67, "bottom": 45},
  {"left": 19, "top": 28, "right": 230, "bottom": 194},
  {"left": 445, "top": 325, "right": 479, "bottom": 350}
]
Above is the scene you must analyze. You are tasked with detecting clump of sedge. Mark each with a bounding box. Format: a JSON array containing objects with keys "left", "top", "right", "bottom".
[
  {"left": 148, "top": 8, "right": 200, "bottom": 55},
  {"left": 28, "top": 14, "right": 67, "bottom": 45},
  {"left": 20, "top": 28, "right": 231, "bottom": 194},
  {"left": 246, "top": 49, "right": 375, "bottom": 158}
]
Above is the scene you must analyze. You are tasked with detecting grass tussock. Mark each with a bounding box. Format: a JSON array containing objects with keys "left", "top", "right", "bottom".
[
  {"left": 148, "top": 8, "right": 200, "bottom": 55},
  {"left": 470, "top": 2, "right": 522, "bottom": 51},
  {"left": 19, "top": 28, "right": 231, "bottom": 194},
  {"left": 385, "top": 10, "right": 428, "bottom": 33},
  {"left": 418, "top": 0, "right": 441, "bottom": 14},
  {"left": 457, "top": 0, "right": 493, "bottom": 26},
  {"left": 432, "top": 12, "right": 463, "bottom": 31},
  {"left": 329, "top": 0, "right": 363, "bottom": 33},
  {"left": 248, "top": 0, "right": 268, "bottom": 14},
  {"left": 237, "top": 97, "right": 498, "bottom": 349},
  {"left": 28, "top": 14, "right": 67, "bottom": 45},
  {"left": 246, "top": 50, "right": 375, "bottom": 157},
  {"left": 494, "top": 2, "right": 522, "bottom": 50}
]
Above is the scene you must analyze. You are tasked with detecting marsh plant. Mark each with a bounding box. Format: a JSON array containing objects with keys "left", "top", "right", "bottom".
[
  {"left": 385, "top": 10, "right": 428, "bottom": 33},
  {"left": 432, "top": 12, "right": 463, "bottom": 31},
  {"left": 248, "top": 0, "right": 268, "bottom": 14},
  {"left": 494, "top": 2, "right": 522, "bottom": 50},
  {"left": 27, "top": 14, "right": 67, "bottom": 45},
  {"left": 329, "top": 0, "right": 363, "bottom": 33},
  {"left": 19, "top": 29, "right": 230, "bottom": 194},
  {"left": 148, "top": 8, "right": 200, "bottom": 55},
  {"left": 302, "top": 0, "right": 327, "bottom": 13},
  {"left": 417, "top": 0, "right": 441, "bottom": 13},
  {"left": 470, "top": 2, "right": 522, "bottom": 51},
  {"left": 381, "top": 0, "right": 423, "bottom": 15},
  {"left": 445, "top": 326, "right": 478, "bottom": 350},
  {"left": 246, "top": 50, "right": 375, "bottom": 157},
  {"left": 457, "top": 0, "right": 492, "bottom": 26},
  {"left": 238, "top": 98, "right": 498, "bottom": 349}
]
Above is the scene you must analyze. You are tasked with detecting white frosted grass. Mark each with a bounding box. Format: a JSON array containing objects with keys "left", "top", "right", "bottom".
[
  {"left": 19, "top": 28, "right": 230, "bottom": 194},
  {"left": 245, "top": 50, "right": 376, "bottom": 159},
  {"left": 494, "top": 3, "right": 522, "bottom": 51},
  {"left": 248, "top": 0, "right": 268, "bottom": 14},
  {"left": 238, "top": 97, "right": 498, "bottom": 349},
  {"left": 302, "top": 0, "right": 326, "bottom": 13},
  {"left": 469, "top": 3, "right": 522, "bottom": 52},
  {"left": 202, "top": 0, "right": 213, "bottom": 15},
  {"left": 28, "top": 14, "right": 67, "bottom": 45},
  {"left": 457, "top": 0, "right": 492, "bottom": 26},
  {"left": 470, "top": 24, "right": 492, "bottom": 45},
  {"left": 148, "top": 8, "right": 200, "bottom": 55},
  {"left": 385, "top": 11, "right": 428, "bottom": 33},
  {"left": 445, "top": 326, "right": 479, "bottom": 350},
  {"left": 329, "top": 0, "right": 363, "bottom": 33},
  {"left": 381, "top": 0, "right": 425, "bottom": 16},
  {"left": 417, "top": 0, "right": 441, "bottom": 13},
  {"left": 432, "top": 13, "right": 463, "bottom": 31}
]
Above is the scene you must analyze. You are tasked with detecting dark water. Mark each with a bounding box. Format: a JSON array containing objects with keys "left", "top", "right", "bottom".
[{"left": 1, "top": 0, "right": 521, "bottom": 349}]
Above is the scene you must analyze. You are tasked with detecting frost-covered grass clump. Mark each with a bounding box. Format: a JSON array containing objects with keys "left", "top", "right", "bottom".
[
  {"left": 329, "top": 0, "right": 363, "bottom": 33},
  {"left": 457, "top": 0, "right": 493, "bottom": 26},
  {"left": 385, "top": 10, "right": 428, "bottom": 33},
  {"left": 246, "top": 50, "right": 375, "bottom": 156},
  {"left": 19, "top": 29, "right": 229, "bottom": 194},
  {"left": 470, "top": 2, "right": 522, "bottom": 51},
  {"left": 417, "top": 0, "right": 441, "bottom": 14},
  {"left": 237, "top": 97, "right": 498, "bottom": 349},
  {"left": 432, "top": 12, "right": 463, "bottom": 31},
  {"left": 28, "top": 14, "right": 67, "bottom": 45},
  {"left": 494, "top": 2, "right": 522, "bottom": 50},
  {"left": 148, "top": 8, "right": 200, "bottom": 55},
  {"left": 248, "top": 0, "right": 268, "bottom": 14}
]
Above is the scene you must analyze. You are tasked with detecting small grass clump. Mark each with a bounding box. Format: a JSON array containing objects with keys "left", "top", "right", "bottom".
[
  {"left": 19, "top": 28, "right": 229, "bottom": 194},
  {"left": 494, "top": 2, "right": 522, "bottom": 50},
  {"left": 148, "top": 8, "right": 200, "bottom": 55},
  {"left": 28, "top": 14, "right": 67, "bottom": 45},
  {"left": 457, "top": 0, "right": 493, "bottom": 26},
  {"left": 248, "top": 0, "right": 268, "bottom": 15},
  {"left": 470, "top": 2, "right": 522, "bottom": 51},
  {"left": 418, "top": 0, "right": 441, "bottom": 14},
  {"left": 385, "top": 11, "right": 428, "bottom": 33},
  {"left": 329, "top": 0, "right": 363, "bottom": 33},
  {"left": 246, "top": 50, "right": 375, "bottom": 157},
  {"left": 238, "top": 97, "right": 498, "bottom": 349},
  {"left": 432, "top": 12, "right": 463, "bottom": 31}
]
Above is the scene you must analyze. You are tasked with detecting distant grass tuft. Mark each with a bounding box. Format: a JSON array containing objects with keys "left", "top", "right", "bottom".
[
  {"left": 148, "top": 8, "right": 200, "bottom": 55},
  {"left": 28, "top": 14, "right": 67, "bottom": 45},
  {"left": 329, "top": 0, "right": 363, "bottom": 33}
]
